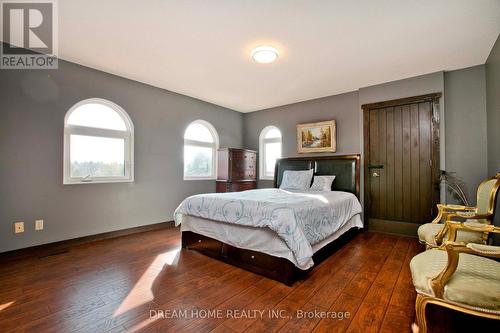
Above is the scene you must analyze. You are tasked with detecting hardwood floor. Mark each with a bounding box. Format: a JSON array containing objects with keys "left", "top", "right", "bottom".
[{"left": 0, "top": 227, "right": 495, "bottom": 332}]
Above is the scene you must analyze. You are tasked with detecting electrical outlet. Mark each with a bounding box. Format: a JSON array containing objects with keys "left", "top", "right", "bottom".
[
  {"left": 14, "top": 222, "right": 24, "bottom": 234},
  {"left": 35, "top": 219, "right": 44, "bottom": 231}
]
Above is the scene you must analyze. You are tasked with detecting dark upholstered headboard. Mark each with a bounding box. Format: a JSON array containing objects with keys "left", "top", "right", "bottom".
[{"left": 273, "top": 155, "right": 360, "bottom": 198}]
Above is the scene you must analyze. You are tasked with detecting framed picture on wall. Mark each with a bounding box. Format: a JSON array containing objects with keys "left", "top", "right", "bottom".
[{"left": 296, "top": 120, "right": 336, "bottom": 153}]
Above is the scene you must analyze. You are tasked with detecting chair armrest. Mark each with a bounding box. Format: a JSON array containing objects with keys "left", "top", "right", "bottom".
[
  {"left": 430, "top": 240, "right": 500, "bottom": 297},
  {"left": 454, "top": 212, "right": 491, "bottom": 219},
  {"left": 434, "top": 212, "right": 490, "bottom": 244},
  {"left": 445, "top": 219, "right": 497, "bottom": 243},
  {"left": 431, "top": 204, "right": 476, "bottom": 224},
  {"left": 466, "top": 243, "right": 500, "bottom": 258},
  {"left": 442, "top": 204, "right": 476, "bottom": 211},
  {"left": 447, "top": 220, "right": 499, "bottom": 233},
  {"left": 430, "top": 241, "right": 463, "bottom": 297},
  {"left": 433, "top": 222, "right": 449, "bottom": 244}
]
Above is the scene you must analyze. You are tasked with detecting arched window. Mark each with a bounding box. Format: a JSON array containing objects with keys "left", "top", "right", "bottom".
[
  {"left": 63, "top": 98, "right": 134, "bottom": 184},
  {"left": 259, "top": 126, "right": 282, "bottom": 180},
  {"left": 184, "top": 120, "right": 219, "bottom": 180}
]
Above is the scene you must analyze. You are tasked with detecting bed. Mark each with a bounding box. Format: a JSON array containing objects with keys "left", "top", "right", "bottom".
[{"left": 175, "top": 155, "right": 362, "bottom": 285}]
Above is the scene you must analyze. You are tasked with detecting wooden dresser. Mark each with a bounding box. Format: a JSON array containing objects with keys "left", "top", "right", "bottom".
[{"left": 216, "top": 148, "right": 257, "bottom": 192}]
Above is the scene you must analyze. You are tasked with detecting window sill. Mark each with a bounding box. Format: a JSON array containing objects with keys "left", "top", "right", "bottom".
[
  {"left": 63, "top": 178, "right": 134, "bottom": 185},
  {"left": 183, "top": 177, "right": 217, "bottom": 181}
]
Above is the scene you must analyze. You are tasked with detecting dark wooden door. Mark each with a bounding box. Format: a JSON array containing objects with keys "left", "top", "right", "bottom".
[{"left": 363, "top": 94, "right": 441, "bottom": 231}]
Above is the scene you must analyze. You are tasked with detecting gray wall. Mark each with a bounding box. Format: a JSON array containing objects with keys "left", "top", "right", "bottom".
[
  {"left": 0, "top": 59, "right": 243, "bottom": 253},
  {"left": 486, "top": 35, "right": 500, "bottom": 175},
  {"left": 444, "top": 66, "right": 488, "bottom": 205},
  {"left": 243, "top": 91, "right": 360, "bottom": 187},
  {"left": 486, "top": 35, "right": 500, "bottom": 237}
]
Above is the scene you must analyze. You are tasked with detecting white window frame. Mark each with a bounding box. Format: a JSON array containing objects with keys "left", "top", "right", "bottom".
[
  {"left": 63, "top": 98, "right": 134, "bottom": 185},
  {"left": 183, "top": 120, "right": 219, "bottom": 180},
  {"left": 259, "top": 126, "right": 282, "bottom": 180}
]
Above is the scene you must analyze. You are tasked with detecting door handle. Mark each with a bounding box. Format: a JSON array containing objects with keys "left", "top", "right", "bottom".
[
  {"left": 368, "top": 164, "right": 384, "bottom": 169},
  {"left": 372, "top": 172, "right": 380, "bottom": 177}
]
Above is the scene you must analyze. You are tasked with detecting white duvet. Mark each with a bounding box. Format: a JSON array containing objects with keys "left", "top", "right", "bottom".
[{"left": 174, "top": 188, "right": 362, "bottom": 269}]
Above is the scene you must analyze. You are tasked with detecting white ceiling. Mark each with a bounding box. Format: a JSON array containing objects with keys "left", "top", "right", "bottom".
[{"left": 56, "top": 0, "right": 500, "bottom": 112}]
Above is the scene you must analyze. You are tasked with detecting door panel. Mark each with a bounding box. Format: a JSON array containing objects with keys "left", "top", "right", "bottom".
[
  {"left": 393, "top": 105, "right": 403, "bottom": 221},
  {"left": 378, "top": 108, "right": 387, "bottom": 218},
  {"left": 366, "top": 99, "right": 437, "bottom": 224},
  {"left": 410, "top": 103, "right": 420, "bottom": 222},
  {"left": 386, "top": 107, "right": 394, "bottom": 220},
  {"left": 402, "top": 104, "right": 412, "bottom": 221},
  {"left": 419, "top": 102, "right": 432, "bottom": 222},
  {"left": 369, "top": 110, "right": 380, "bottom": 218}
]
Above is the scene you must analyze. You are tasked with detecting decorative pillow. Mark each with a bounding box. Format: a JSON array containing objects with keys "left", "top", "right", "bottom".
[
  {"left": 310, "top": 175, "right": 336, "bottom": 191},
  {"left": 280, "top": 169, "right": 314, "bottom": 191}
]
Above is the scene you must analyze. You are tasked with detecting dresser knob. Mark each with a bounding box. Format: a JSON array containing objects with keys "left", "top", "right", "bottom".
[
  {"left": 251, "top": 255, "right": 255, "bottom": 259},
  {"left": 198, "top": 239, "right": 202, "bottom": 243}
]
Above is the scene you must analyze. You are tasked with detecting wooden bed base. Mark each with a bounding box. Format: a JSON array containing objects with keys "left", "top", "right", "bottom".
[{"left": 181, "top": 228, "right": 359, "bottom": 286}]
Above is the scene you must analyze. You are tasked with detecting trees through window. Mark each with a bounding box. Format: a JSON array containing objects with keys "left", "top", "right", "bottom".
[
  {"left": 259, "top": 126, "right": 282, "bottom": 179},
  {"left": 184, "top": 120, "right": 219, "bottom": 179},
  {"left": 63, "top": 98, "right": 134, "bottom": 184}
]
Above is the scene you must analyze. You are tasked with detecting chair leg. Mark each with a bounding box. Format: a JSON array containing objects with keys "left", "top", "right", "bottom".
[{"left": 415, "top": 294, "right": 429, "bottom": 333}]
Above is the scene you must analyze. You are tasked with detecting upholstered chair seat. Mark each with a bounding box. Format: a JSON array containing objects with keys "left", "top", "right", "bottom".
[
  {"left": 418, "top": 174, "right": 500, "bottom": 248},
  {"left": 410, "top": 248, "right": 500, "bottom": 311}
]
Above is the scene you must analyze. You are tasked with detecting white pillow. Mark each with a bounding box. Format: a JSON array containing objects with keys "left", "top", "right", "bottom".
[
  {"left": 310, "top": 175, "right": 336, "bottom": 191},
  {"left": 280, "top": 169, "right": 314, "bottom": 191}
]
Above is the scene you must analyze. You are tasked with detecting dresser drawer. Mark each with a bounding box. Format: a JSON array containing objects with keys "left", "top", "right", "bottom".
[
  {"left": 235, "top": 182, "right": 256, "bottom": 191},
  {"left": 230, "top": 151, "right": 256, "bottom": 181},
  {"left": 243, "top": 169, "right": 255, "bottom": 180}
]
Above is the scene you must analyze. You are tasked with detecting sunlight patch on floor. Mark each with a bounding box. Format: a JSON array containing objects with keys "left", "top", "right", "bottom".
[
  {"left": 0, "top": 301, "right": 15, "bottom": 312},
  {"left": 113, "top": 248, "right": 180, "bottom": 316}
]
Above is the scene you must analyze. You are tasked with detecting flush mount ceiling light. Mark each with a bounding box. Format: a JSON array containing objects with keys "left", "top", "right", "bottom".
[{"left": 251, "top": 46, "right": 279, "bottom": 64}]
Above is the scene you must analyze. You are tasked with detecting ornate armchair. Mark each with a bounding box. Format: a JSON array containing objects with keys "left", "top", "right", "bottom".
[
  {"left": 418, "top": 173, "right": 500, "bottom": 248},
  {"left": 410, "top": 222, "right": 500, "bottom": 333}
]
